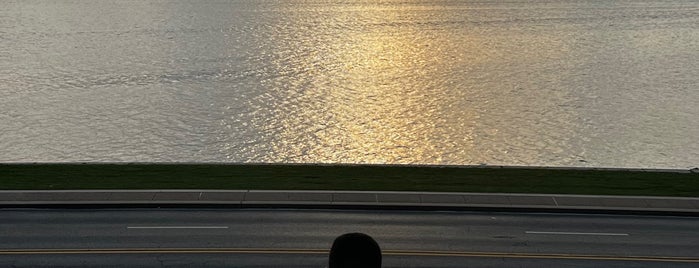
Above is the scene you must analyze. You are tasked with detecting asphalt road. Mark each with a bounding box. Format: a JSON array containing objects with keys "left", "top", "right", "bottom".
[{"left": 0, "top": 209, "right": 697, "bottom": 267}]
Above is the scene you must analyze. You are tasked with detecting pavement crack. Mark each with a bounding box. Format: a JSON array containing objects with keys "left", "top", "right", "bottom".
[{"left": 156, "top": 255, "right": 165, "bottom": 268}]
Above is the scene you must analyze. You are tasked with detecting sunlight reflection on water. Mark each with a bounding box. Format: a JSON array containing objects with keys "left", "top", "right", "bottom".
[{"left": 1, "top": 0, "right": 698, "bottom": 168}]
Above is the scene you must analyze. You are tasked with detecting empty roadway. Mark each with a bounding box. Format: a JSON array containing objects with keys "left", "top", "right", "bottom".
[{"left": 1, "top": 209, "right": 697, "bottom": 267}]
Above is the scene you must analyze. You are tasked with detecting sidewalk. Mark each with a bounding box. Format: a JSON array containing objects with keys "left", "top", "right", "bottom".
[{"left": 1, "top": 190, "right": 698, "bottom": 215}]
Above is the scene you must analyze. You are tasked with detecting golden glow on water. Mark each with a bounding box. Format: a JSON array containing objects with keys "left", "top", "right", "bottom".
[
  {"left": 324, "top": 30, "right": 441, "bottom": 163},
  {"left": 261, "top": 3, "right": 581, "bottom": 164},
  {"left": 265, "top": 6, "right": 482, "bottom": 164}
]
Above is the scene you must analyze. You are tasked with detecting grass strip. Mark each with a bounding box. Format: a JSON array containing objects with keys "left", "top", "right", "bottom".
[{"left": 1, "top": 163, "right": 697, "bottom": 197}]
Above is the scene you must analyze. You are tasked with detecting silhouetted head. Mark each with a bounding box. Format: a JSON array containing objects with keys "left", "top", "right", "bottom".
[{"left": 329, "top": 233, "right": 381, "bottom": 268}]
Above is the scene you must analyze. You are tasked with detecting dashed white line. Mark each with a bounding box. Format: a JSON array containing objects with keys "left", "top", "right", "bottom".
[
  {"left": 127, "top": 226, "right": 228, "bottom": 229},
  {"left": 526, "top": 231, "right": 628, "bottom": 236}
]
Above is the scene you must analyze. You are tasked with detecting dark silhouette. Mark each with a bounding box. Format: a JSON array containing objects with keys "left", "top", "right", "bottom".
[{"left": 329, "top": 233, "right": 382, "bottom": 268}]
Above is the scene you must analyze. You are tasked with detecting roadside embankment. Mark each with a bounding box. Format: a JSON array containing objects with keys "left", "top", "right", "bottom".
[{"left": 1, "top": 163, "right": 697, "bottom": 197}]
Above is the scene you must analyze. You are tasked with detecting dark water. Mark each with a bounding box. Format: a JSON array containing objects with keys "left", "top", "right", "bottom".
[{"left": 1, "top": 0, "right": 698, "bottom": 168}]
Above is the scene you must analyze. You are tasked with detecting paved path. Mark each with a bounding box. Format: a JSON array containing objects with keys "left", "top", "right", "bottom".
[{"left": 1, "top": 190, "right": 697, "bottom": 215}]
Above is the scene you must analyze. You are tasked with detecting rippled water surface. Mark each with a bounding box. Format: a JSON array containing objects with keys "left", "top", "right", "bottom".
[{"left": 1, "top": 0, "right": 698, "bottom": 168}]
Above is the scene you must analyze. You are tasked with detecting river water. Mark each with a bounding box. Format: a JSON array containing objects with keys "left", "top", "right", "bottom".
[{"left": 1, "top": 0, "right": 698, "bottom": 168}]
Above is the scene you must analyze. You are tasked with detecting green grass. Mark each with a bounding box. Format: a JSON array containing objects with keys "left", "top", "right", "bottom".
[{"left": 1, "top": 163, "right": 697, "bottom": 197}]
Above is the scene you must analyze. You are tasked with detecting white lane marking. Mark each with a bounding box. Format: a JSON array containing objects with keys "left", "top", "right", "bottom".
[
  {"left": 525, "top": 231, "right": 628, "bottom": 236},
  {"left": 127, "top": 226, "right": 228, "bottom": 229}
]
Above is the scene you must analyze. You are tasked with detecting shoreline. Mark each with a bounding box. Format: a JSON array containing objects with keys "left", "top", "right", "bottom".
[{"left": 3, "top": 162, "right": 695, "bottom": 173}]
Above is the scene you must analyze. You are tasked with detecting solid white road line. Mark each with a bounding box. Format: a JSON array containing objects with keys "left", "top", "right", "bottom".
[
  {"left": 526, "top": 231, "right": 628, "bottom": 236},
  {"left": 127, "top": 226, "right": 229, "bottom": 229}
]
